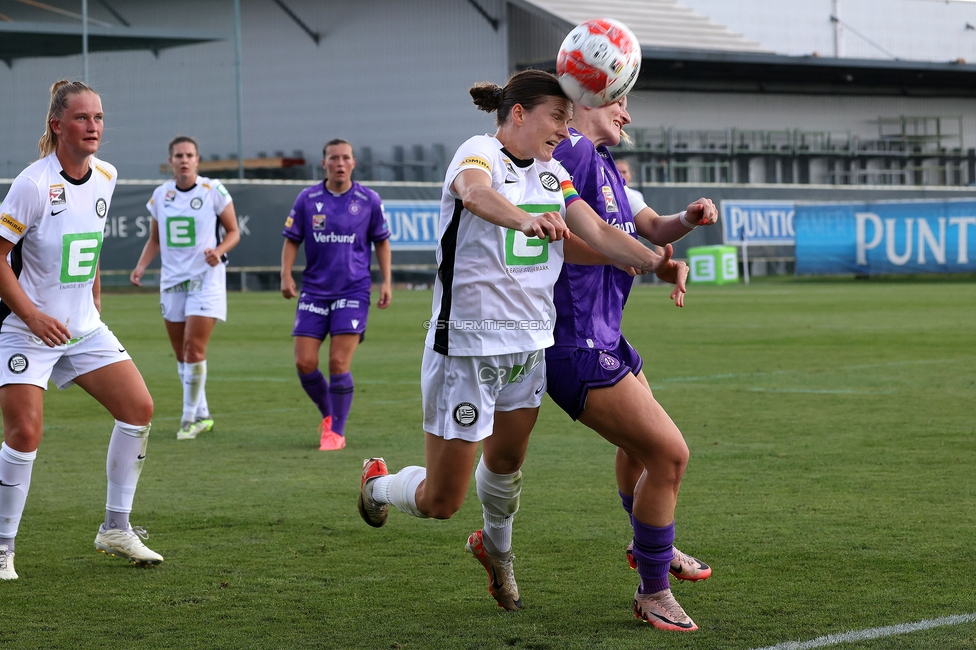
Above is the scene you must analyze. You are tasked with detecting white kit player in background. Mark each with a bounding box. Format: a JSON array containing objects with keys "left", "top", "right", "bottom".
[
  {"left": 130, "top": 136, "right": 240, "bottom": 440},
  {"left": 0, "top": 80, "right": 162, "bottom": 580}
]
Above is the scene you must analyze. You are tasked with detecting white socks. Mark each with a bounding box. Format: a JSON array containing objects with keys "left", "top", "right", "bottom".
[
  {"left": 371, "top": 466, "right": 428, "bottom": 518},
  {"left": 105, "top": 421, "right": 150, "bottom": 526},
  {"left": 179, "top": 361, "right": 210, "bottom": 420},
  {"left": 0, "top": 443, "right": 36, "bottom": 549},
  {"left": 181, "top": 360, "right": 207, "bottom": 424},
  {"left": 475, "top": 455, "right": 522, "bottom": 555}
]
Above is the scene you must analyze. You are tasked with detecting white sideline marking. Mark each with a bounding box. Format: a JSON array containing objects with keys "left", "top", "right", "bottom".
[
  {"left": 746, "top": 387, "right": 891, "bottom": 395},
  {"left": 750, "top": 613, "right": 976, "bottom": 650}
]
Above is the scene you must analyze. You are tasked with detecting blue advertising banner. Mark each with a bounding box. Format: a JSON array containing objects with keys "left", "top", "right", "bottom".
[
  {"left": 796, "top": 199, "right": 976, "bottom": 275},
  {"left": 721, "top": 200, "right": 795, "bottom": 245},
  {"left": 383, "top": 201, "right": 440, "bottom": 250}
]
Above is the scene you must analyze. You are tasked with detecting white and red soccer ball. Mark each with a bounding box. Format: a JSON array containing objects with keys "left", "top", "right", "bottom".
[{"left": 556, "top": 18, "right": 642, "bottom": 108}]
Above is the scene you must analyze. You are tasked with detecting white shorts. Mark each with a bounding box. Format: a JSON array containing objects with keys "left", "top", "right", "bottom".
[
  {"left": 160, "top": 266, "right": 227, "bottom": 322},
  {"left": 421, "top": 346, "right": 547, "bottom": 442},
  {"left": 0, "top": 326, "right": 132, "bottom": 390}
]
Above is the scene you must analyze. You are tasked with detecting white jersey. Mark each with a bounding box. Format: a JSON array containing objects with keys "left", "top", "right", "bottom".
[
  {"left": 426, "top": 134, "right": 576, "bottom": 356},
  {"left": 147, "top": 177, "right": 232, "bottom": 290},
  {"left": 0, "top": 153, "right": 116, "bottom": 338}
]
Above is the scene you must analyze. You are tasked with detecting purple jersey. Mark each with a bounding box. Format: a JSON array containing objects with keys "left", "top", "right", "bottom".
[
  {"left": 282, "top": 180, "right": 390, "bottom": 298},
  {"left": 551, "top": 129, "right": 637, "bottom": 354}
]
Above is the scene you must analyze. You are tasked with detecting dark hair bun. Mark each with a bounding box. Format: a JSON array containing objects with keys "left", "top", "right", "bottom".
[{"left": 469, "top": 82, "right": 504, "bottom": 113}]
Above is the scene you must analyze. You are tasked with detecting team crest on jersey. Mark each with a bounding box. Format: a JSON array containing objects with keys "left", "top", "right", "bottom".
[
  {"left": 602, "top": 185, "right": 619, "bottom": 213},
  {"left": 452, "top": 402, "right": 478, "bottom": 427},
  {"left": 95, "top": 198, "right": 107, "bottom": 218},
  {"left": 8, "top": 354, "right": 28, "bottom": 374},
  {"left": 312, "top": 214, "right": 326, "bottom": 230},
  {"left": 49, "top": 184, "right": 66, "bottom": 205},
  {"left": 190, "top": 197, "right": 203, "bottom": 210},
  {"left": 348, "top": 202, "right": 361, "bottom": 215},
  {"left": 165, "top": 190, "right": 176, "bottom": 203},
  {"left": 599, "top": 353, "right": 621, "bottom": 371},
  {"left": 538, "top": 171, "right": 559, "bottom": 192}
]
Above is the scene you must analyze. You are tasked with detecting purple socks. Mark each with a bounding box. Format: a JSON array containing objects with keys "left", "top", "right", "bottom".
[
  {"left": 631, "top": 518, "right": 675, "bottom": 595},
  {"left": 328, "top": 372, "right": 354, "bottom": 435},
  {"left": 299, "top": 370, "right": 331, "bottom": 419},
  {"left": 619, "top": 490, "right": 634, "bottom": 517}
]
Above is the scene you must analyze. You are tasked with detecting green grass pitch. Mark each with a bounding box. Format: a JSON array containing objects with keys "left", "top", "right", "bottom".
[{"left": 2, "top": 279, "right": 975, "bottom": 649}]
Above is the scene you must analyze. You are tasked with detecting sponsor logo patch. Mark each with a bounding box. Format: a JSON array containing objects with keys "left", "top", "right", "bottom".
[
  {"left": 166, "top": 217, "right": 196, "bottom": 247},
  {"left": 94, "top": 164, "right": 113, "bottom": 181},
  {"left": 190, "top": 197, "right": 203, "bottom": 210},
  {"left": 49, "top": 184, "right": 66, "bottom": 205},
  {"left": 165, "top": 190, "right": 176, "bottom": 203},
  {"left": 284, "top": 216, "right": 294, "bottom": 228},
  {"left": 60, "top": 232, "right": 102, "bottom": 283},
  {"left": 216, "top": 183, "right": 229, "bottom": 197},
  {"left": 312, "top": 215, "right": 326, "bottom": 230},
  {"left": 539, "top": 171, "right": 559, "bottom": 192},
  {"left": 1, "top": 213, "right": 26, "bottom": 235},
  {"left": 7, "top": 354, "right": 28, "bottom": 374},
  {"left": 460, "top": 156, "right": 491, "bottom": 172},
  {"left": 452, "top": 402, "right": 478, "bottom": 427},
  {"left": 602, "top": 185, "right": 618, "bottom": 213},
  {"left": 95, "top": 198, "right": 107, "bottom": 218}
]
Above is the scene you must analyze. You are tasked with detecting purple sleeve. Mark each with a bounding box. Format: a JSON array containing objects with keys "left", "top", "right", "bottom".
[
  {"left": 282, "top": 191, "right": 305, "bottom": 242},
  {"left": 367, "top": 195, "right": 390, "bottom": 243}
]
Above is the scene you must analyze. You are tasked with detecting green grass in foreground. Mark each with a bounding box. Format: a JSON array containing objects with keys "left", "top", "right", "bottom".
[{"left": 1, "top": 281, "right": 974, "bottom": 649}]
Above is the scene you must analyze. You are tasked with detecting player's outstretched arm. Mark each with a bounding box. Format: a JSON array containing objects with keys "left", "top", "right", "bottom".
[
  {"left": 0, "top": 238, "right": 70, "bottom": 346},
  {"left": 565, "top": 199, "right": 659, "bottom": 272},
  {"left": 130, "top": 219, "right": 161, "bottom": 286},
  {"left": 453, "top": 169, "right": 569, "bottom": 241},
  {"left": 280, "top": 238, "right": 300, "bottom": 299},
  {"left": 635, "top": 198, "right": 718, "bottom": 246}
]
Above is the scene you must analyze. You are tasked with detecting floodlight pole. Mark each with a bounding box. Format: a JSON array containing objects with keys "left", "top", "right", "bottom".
[
  {"left": 82, "top": 0, "right": 89, "bottom": 83},
  {"left": 234, "top": 0, "right": 245, "bottom": 179}
]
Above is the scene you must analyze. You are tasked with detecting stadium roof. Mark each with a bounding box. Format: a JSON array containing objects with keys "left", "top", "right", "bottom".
[
  {"left": 514, "top": 0, "right": 770, "bottom": 53},
  {"left": 0, "top": 21, "right": 226, "bottom": 66}
]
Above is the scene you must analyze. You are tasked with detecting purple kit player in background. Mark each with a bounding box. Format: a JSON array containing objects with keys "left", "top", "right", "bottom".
[
  {"left": 280, "top": 139, "right": 392, "bottom": 451},
  {"left": 541, "top": 96, "right": 718, "bottom": 631}
]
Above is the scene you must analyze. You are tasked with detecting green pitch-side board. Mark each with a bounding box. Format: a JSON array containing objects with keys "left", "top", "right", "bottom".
[{"left": 687, "top": 245, "right": 739, "bottom": 284}]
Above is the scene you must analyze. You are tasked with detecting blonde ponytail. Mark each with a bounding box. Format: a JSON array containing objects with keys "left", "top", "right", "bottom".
[{"left": 38, "top": 80, "right": 97, "bottom": 158}]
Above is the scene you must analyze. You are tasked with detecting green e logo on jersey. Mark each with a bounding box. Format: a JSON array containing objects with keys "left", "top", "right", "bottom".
[
  {"left": 167, "top": 216, "right": 196, "bottom": 247},
  {"left": 60, "top": 232, "right": 103, "bottom": 283},
  {"left": 505, "top": 203, "right": 560, "bottom": 266}
]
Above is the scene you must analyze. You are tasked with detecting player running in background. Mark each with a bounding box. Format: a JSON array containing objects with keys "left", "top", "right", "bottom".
[
  {"left": 356, "top": 70, "right": 688, "bottom": 611},
  {"left": 130, "top": 136, "right": 240, "bottom": 440},
  {"left": 280, "top": 139, "right": 392, "bottom": 451},
  {"left": 539, "top": 95, "right": 717, "bottom": 631},
  {"left": 0, "top": 80, "right": 162, "bottom": 579}
]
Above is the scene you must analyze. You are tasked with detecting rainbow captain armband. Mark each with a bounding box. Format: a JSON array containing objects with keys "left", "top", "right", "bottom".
[{"left": 560, "top": 180, "right": 582, "bottom": 207}]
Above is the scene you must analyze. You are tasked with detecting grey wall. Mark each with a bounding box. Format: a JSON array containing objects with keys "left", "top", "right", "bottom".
[{"left": 0, "top": 0, "right": 509, "bottom": 180}]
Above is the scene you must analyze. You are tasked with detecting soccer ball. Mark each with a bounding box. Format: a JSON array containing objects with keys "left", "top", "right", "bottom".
[{"left": 556, "top": 18, "right": 641, "bottom": 108}]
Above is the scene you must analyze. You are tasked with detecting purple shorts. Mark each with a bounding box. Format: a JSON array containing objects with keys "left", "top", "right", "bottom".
[
  {"left": 545, "top": 335, "right": 644, "bottom": 420},
  {"left": 292, "top": 293, "right": 370, "bottom": 341}
]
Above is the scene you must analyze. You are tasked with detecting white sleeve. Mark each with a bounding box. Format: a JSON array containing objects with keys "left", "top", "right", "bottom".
[
  {"left": 625, "top": 186, "right": 647, "bottom": 215},
  {"left": 0, "top": 176, "right": 42, "bottom": 245},
  {"left": 445, "top": 136, "right": 499, "bottom": 198},
  {"left": 211, "top": 181, "right": 232, "bottom": 215}
]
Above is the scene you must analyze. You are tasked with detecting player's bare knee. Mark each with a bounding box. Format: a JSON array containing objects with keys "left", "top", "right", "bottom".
[
  {"left": 295, "top": 357, "right": 319, "bottom": 375},
  {"left": 424, "top": 499, "right": 462, "bottom": 520},
  {"left": 328, "top": 358, "right": 350, "bottom": 375}
]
